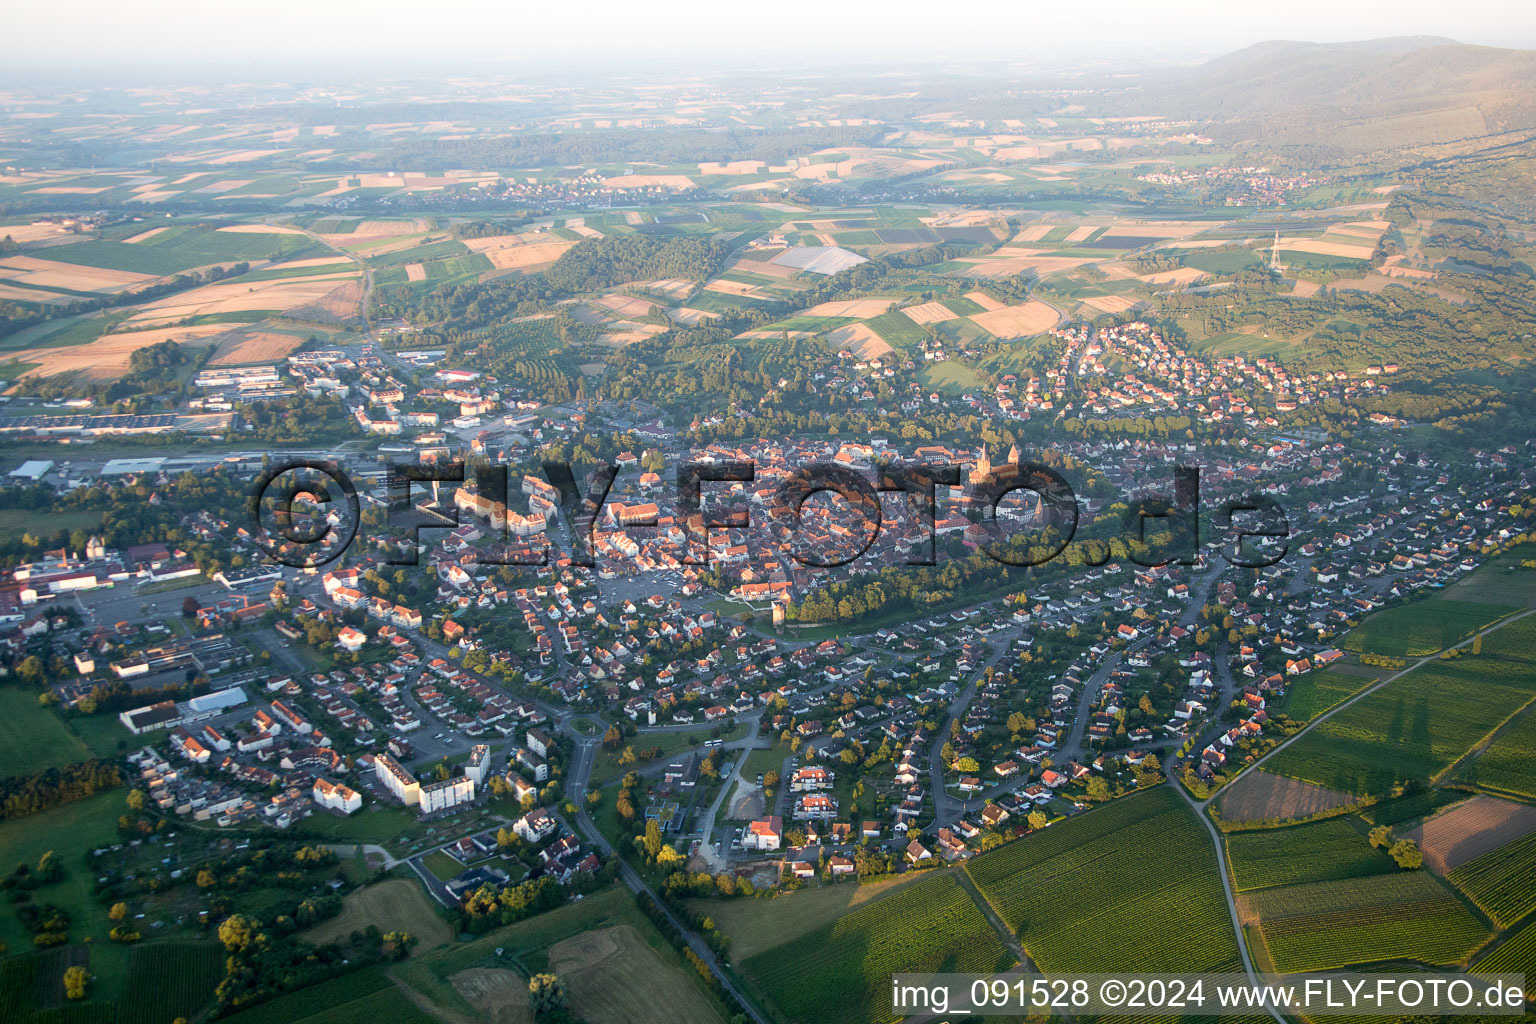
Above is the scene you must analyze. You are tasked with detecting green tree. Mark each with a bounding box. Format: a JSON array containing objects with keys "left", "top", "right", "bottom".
[
  {"left": 63, "top": 965, "right": 88, "bottom": 1001},
  {"left": 528, "top": 973, "right": 565, "bottom": 1017},
  {"left": 217, "top": 914, "right": 255, "bottom": 952},
  {"left": 1389, "top": 838, "right": 1423, "bottom": 869}
]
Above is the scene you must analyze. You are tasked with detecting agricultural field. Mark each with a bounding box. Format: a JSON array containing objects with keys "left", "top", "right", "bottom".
[
  {"left": 395, "top": 886, "right": 726, "bottom": 1023},
  {"left": 1342, "top": 597, "right": 1518, "bottom": 657},
  {"left": 1217, "top": 770, "right": 1358, "bottom": 824},
  {"left": 964, "top": 787, "right": 1241, "bottom": 973},
  {"left": 219, "top": 964, "right": 436, "bottom": 1024},
  {"left": 298, "top": 877, "right": 452, "bottom": 952},
  {"left": 0, "top": 686, "right": 93, "bottom": 777},
  {"left": 1282, "top": 664, "right": 1384, "bottom": 722},
  {"left": 1405, "top": 795, "right": 1536, "bottom": 874},
  {"left": 863, "top": 310, "right": 931, "bottom": 348},
  {"left": 1360, "top": 788, "right": 1470, "bottom": 827},
  {"left": 1262, "top": 654, "right": 1536, "bottom": 796},
  {"left": 116, "top": 942, "right": 224, "bottom": 1024},
  {"left": 548, "top": 925, "right": 722, "bottom": 1024},
  {"left": 918, "top": 360, "right": 986, "bottom": 394},
  {"left": 739, "top": 871, "right": 1013, "bottom": 1024},
  {"left": 1462, "top": 707, "right": 1536, "bottom": 798},
  {"left": 1473, "top": 922, "right": 1536, "bottom": 994},
  {"left": 37, "top": 224, "right": 326, "bottom": 277},
  {"left": 687, "top": 871, "right": 926, "bottom": 960},
  {"left": 1245, "top": 871, "right": 1489, "bottom": 972},
  {"left": 1224, "top": 817, "right": 1396, "bottom": 892},
  {"left": 1445, "top": 830, "right": 1536, "bottom": 928}
]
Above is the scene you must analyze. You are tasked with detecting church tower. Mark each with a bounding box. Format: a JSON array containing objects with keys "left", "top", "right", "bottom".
[{"left": 969, "top": 446, "right": 992, "bottom": 485}]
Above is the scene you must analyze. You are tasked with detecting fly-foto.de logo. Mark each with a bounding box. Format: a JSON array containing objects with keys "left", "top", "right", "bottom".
[{"left": 247, "top": 455, "right": 1290, "bottom": 571}]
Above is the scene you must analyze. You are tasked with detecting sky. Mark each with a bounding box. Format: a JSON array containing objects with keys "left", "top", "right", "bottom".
[{"left": 4, "top": 0, "right": 1534, "bottom": 76}]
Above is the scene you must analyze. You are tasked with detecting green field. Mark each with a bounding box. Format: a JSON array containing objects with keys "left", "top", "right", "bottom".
[
  {"left": 689, "top": 872, "right": 925, "bottom": 960},
  {"left": 1474, "top": 921, "right": 1536, "bottom": 992},
  {"left": 298, "top": 877, "right": 452, "bottom": 951},
  {"left": 1264, "top": 655, "right": 1536, "bottom": 796},
  {"left": 117, "top": 942, "right": 224, "bottom": 1024},
  {"left": 1343, "top": 598, "right": 1517, "bottom": 658},
  {"left": 1463, "top": 707, "right": 1536, "bottom": 798},
  {"left": 0, "top": 315, "right": 122, "bottom": 354},
  {"left": 421, "top": 850, "right": 463, "bottom": 883},
  {"left": 0, "top": 508, "right": 104, "bottom": 539},
  {"left": 0, "top": 788, "right": 127, "bottom": 953},
  {"left": 1248, "top": 871, "right": 1489, "bottom": 972},
  {"left": 394, "top": 885, "right": 725, "bottom": 1023},
  {"left": 364, "top": 239, "right": 469, "bottom": 269},
  {"left": 864, "top": 310, "right": 930, "bottom": 348},
  {"left": 220, "top": 963, "right": 434, "bottom": 1024},
  {"left": 1182, "top": 248, "right": 1263, "bottom": 275},
  {"left": 0, "top": 687, "right": 93, "bottom": 777},
  {"left": 740, "top": 871, "right": 1014, "bottom": 1024},
  {"left": 1225, "top": 817, "right": 1396, "bottom": 892},
  {"left": 1282, "top": 665, "right": 1384, "bottom": 722},
  {"left": 1475, "top": 615, "right": 1536, "bottom": 662},
  {"left": 964, "top": 787, "right": 1241, "bottom": 973},
  {"left": 1359, "top": 788, "right": 1470, "bottom": 827},
  {"left": 1446, "top": 830, "right": 1536, "bottom": 928},
  {"left": 917, "top": 360, "right": 985, "bottom": 394},
  {"left": 942, "top": 295, "right": 986, "bottom": 315},
  {"left": 42, "top": 227, "right": 325, "bottom": 276}
]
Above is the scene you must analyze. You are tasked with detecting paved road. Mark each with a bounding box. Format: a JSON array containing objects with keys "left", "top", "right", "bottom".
[
  {"left": 691, "top": 720, "right": 762, "bottom": 870},
  {"left": 565, "top": 762, "right": 769, "bottom": 1024}
]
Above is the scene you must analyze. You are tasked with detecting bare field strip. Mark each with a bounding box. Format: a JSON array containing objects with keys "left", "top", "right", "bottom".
[
  {"left": 1140, "top": 267, "right": 1208, "bottom": 286},
  {"left": 0, "top": 255, "right": 156, "bottom": 293},
  {"left": 125, "top": 273, "right": 358, "bottom": 325},
  {"left": 122, "top": 226, "right": 172, "bottom": 244},
  {"left": 643, "top": 278, "right": 694, "bottom": 298},
  {"left": 405, "top": 263, "right": 426, "bottom": 282},
  {"left": 208, "top": 330, "right": 305, "bottom": 366},
  {"left": 728, "top": 258, "right": 799, "bottom": 279},
  {"left": 1012, "top": 224, "right": 1055, "bottom": 242},
  {"left": 1219, "top": 769, "right": 1357, "bottom": 823},
  {"left": 1407, "top": 795, "right": 1536, "bottom": 874},
  {"left": 1278, "top": 238, "right": 1375, "bottom": 258},
  {"left": 290, "top": 280, "right": 364, "bottom": 321},
  {"left": 960, "top": 254, "right": 1097, "bottom": 278},
  {"left": 0, "top": 283, "right": 71, "bottom": 304},
  {"left": 0, "top": 222, "right": 75, "bottom": 243},
  {"left": 1082, "top": 294, "right": 1139, "bottom": 315},
  {"left": 963, "top": 290, "right": 1006, "bottom": 311},
  {"left": 826, "top": 322, "right": 894, "bottom": 361},
  {"left": 465, "top": 238, "right": 577, "bottom": 270},
  {"left": 969, "top": 300, "right": 1060, "bottom": 338},
  {"left": 215, "top": 223, "right": 307, "bottom": 235},
  {"left": 703, "top": 278, "right": 768, "bottom": 298},
  {"left": 1111, "top": 220, "right": 1218, "bottom": 238},
  {"left": 803, "top": 299, "right": 894, "bottom": 318},
  {"left": 595, "top": 294, "right": 660, "bottom": 318},
  {"left": 902, "top": 301, "right": 961, "bottom": 325},
  {"left": 9, "top": 323, "right": 229, "bottom": 380}
]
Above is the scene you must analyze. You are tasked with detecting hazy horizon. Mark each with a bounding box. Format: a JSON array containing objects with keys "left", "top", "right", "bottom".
[{"left": 3, "top": 0, "right": 1534, "bottom": 81}]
